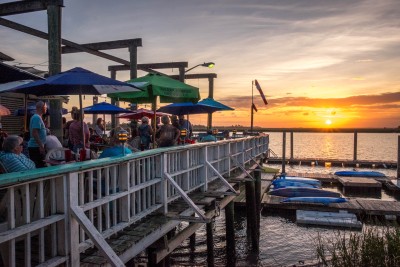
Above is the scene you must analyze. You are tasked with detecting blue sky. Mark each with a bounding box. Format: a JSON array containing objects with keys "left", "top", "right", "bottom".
[{"left": 1, "top": 0, "right": 399, "bottom": 127}]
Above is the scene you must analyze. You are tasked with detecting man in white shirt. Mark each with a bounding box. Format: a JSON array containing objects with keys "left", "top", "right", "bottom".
[{"left": 45, "top": 129, "right": 63, "bottom": 152}]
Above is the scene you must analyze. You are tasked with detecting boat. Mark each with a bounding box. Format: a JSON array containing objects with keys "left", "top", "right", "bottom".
[
  {"left": 268, "top": 187, "right": 341, "bottom": 198},
  {"left": 272, "top": 180, "right": 320, "bottom": 189},
  {"left": 262, "top": 166, "right": 280, "bottom": 173},
  {"left": 334, "top": 171, "right": 386, "bottom": 177},
  {"left": 274, "top": 176, "right": 321, "bottom": 186},
  {"left": 281, "top": 197, "right": 348, "bottom": 205},
  {"left": 296, "top": 210, "right": 362, "bottom": 229}
]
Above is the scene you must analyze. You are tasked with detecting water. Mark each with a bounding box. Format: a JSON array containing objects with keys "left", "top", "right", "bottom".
[{"left": 169, "top": 132, "right": 399, "bottom": 266}]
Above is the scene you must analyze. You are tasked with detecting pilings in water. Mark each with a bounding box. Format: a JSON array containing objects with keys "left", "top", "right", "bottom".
[
  {"left": 398, "top": 135, "right": 400, "bottom": 179},
  {"left": 206, "top": 205, "right": 215, "bottom": 267},
  {"left": 245, "top": 177, "right": 259, "bottom": 252},
  {"left": 225, "top": 201, "right": 236, "bottom": 266}
]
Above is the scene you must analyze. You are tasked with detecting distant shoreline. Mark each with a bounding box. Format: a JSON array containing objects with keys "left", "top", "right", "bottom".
[{"left": 192, "top": 126, "right": 400, "bottom": 133}]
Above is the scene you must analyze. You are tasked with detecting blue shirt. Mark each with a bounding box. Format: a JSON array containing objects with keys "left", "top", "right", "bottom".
[
  {"left": 0, "top": 152, "right": 36, "bottom": 173},
  {"left": 28, "top": 114, "right": 46, "bottom": 148},
  {"left": 99, "top": 145, "right": 132, "bottom": 159}
]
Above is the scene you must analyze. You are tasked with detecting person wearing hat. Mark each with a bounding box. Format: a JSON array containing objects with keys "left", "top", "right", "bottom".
[{"left": 138, "top": 116, "right": 153, "bottom": 150}]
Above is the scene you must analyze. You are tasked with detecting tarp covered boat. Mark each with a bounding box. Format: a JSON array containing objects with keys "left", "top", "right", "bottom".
[
  {"left": 281, "top": 197, "right": 347, "bottom": 205},
  {"left": 268, "top": 187, "right": 341, "bottom": 198},
  {"left": 272, "top": 180, "right": 320, "bottom": 189},
  {"left": 334, "top": 171, "right": 385, "bottom": 177},
  {"left": 274, "top": 176, "right": 321, "bottom": 186}
]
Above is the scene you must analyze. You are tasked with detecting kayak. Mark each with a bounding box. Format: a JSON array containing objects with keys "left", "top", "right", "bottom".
[
  {"left": 272, "top": 180, "right": 320, "bottom": 189},
  {"left": 334, "top": 171, "right": 386, "bottom": 177},
  {"left": 274, "top": 176, "right": 321, "bottom": 186},
  {"left": 281, "top": 197, "right": 348, "bottom": 205},
  {"left": 268, "top": 187, "right": 341, "bottom": 198}
]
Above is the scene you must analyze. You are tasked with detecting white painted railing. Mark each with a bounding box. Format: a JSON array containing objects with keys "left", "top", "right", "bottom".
[{"left": 0, "top": 135, "right": 268, "bottom": 266}]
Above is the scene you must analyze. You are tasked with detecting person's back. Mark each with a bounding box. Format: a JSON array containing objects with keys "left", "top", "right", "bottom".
[
  {"left": 157, "top": 115, "right": 180, "bottom": 147},
  {"left": 200, "top": 131, "right": 217, "bottom": 142},
  {"left": 138, "top": 117, "right": 153, "bottom": 150},
  {"left": 45, "top": 129, "right": 63, "bottom": 152},
  {"left": 99, "top": 132, "right": 132, "bottom": 158}
]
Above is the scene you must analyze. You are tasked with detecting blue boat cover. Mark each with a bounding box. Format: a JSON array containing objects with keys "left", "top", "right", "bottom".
[{"left": 334, "top": 171, "right": 385, "bottom": 177}]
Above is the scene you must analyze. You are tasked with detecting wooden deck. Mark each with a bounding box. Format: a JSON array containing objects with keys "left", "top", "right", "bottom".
[{"left": 262, "top": 194, "right": 400, "bottom": 217}]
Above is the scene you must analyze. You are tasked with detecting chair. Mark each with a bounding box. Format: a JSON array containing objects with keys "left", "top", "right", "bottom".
[{"left": 45, "top": 147, "right": 74, "bottom": 166}]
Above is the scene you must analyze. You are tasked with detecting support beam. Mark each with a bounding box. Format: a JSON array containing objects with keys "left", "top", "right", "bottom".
[
  {"left": 61, "top": 39, "right": 142, "bottom": 53},
  {"left": 225, "top": 201, "right": 236, "bottom": 267},
  {"left": 0, "top": 18, "right": 135, "bottom": 67},
  {"left": 0, "top": 0, "right": 63, "bottom": 16}
]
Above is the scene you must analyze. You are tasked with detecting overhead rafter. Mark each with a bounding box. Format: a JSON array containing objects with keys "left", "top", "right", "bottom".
[
  {"left": 0, "top": 0, "right": 63, "bottom": 16},
  {"left": 61, "top": 39, "right": 142, "bottom": 54},
  {"left": 108, "top": 62, "right": 188, "bottom": 72}
]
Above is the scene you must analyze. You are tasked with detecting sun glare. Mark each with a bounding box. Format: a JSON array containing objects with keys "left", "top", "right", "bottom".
[{"left": 325, "top": 119, "right": 332, "bottom": 125}]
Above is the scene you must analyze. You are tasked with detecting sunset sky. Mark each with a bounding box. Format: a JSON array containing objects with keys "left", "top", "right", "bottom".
[{"left": 0, "top": 0, "right": 399, "bottom": 128}]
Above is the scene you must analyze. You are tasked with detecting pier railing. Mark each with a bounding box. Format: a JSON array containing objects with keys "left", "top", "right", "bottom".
[{"left": 0, "top": 135, "right": 268, "bottom": 266}]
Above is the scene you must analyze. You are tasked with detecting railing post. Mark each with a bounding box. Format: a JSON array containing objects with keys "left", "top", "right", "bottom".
[
  {"left": 290, "top": 131, "right": 294, "bottom": 160},
  {"left": 162, "top": 153, "right": 168, "bottom": 214},
  {"left": 201, "top": 146, "right": 208, "bottom": 192},
  {"left": 353, "top": 130, "right": 358, "bottom": 161},
  {"left": 67, "top": 172, "right": 80, "bottom": 266},
  {"left": 282, "top": 131, "right": 286, "bottom": 174},
  {"left": 119, "top": 162, "right": 130, "bottom": 222}
]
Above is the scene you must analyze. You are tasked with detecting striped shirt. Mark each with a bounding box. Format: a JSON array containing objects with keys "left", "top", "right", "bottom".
[{"left": 0, "top": 152, "right": 36, "bottom": 173}]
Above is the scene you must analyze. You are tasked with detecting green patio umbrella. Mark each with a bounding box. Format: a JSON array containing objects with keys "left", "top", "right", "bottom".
[
  {"left": 108, "top": 73, "right": 200, "bottom": 147},
  {"left": 107, "top": 73, "right": 200, "bottom": 104}
]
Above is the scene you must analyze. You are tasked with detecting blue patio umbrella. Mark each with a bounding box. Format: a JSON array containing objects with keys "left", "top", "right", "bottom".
[
  {"left": 83, "top": 102, "right": 133, "bottom": 114},
  {"left": 10, "top": 67, "right": 142, "bottom": 144},
  {"left": 197, "top": 98, "right": 234, "bottom": 111},
  {"left": 157, "top": 102, "right": 222, "bottom": 115}
]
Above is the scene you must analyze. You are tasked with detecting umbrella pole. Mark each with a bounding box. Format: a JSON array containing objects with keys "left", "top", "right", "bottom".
[
  {"left": 24, "top": 94, "right": 28, "bottom": 131},
  {"left": 152, "top": 97, "right": 157, "bottom": 147},
  {"left": 79, "top": 92, "right": 85, "bottom": 150}
]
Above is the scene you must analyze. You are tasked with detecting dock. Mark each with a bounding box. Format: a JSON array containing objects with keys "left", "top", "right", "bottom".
[{"left": 267, "top": 158, "right": 397, "bottom": 169}]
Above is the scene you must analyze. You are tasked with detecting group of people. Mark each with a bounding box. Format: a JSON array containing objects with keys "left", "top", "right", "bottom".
[
  {"left": 0, "top": 101, "right": 218, "bottom": 174},
  {"left": 131, "top": 114, "right": 193, "bottom": 150}
]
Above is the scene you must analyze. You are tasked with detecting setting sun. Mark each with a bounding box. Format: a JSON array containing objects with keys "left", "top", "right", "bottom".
[{"left": 325, "top": 119, "right": 332, "bottom": 125}]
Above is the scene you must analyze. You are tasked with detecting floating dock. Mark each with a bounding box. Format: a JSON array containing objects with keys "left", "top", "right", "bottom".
[
  {"left": 296, "top": 210, "right": 362, "bottom": 229},
  {"left": 267, "top": 158, "right": 397, "bottom": 169}
]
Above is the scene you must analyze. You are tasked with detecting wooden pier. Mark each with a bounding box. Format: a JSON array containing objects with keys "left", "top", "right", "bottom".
[{"left": 267, "top": 158, "right": 397, "bottom": 169}]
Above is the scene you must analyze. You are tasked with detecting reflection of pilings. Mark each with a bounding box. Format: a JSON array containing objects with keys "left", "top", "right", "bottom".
[{"left": 225, "top": 201, "right": 236, "bottom": 266}]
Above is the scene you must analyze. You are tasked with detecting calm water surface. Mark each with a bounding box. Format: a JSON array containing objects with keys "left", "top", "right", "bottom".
[{"left": 170, "top": 133, "right": 399, "bottom": 266}]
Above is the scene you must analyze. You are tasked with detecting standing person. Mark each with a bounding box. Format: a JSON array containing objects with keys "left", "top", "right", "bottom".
[
  {"left": 138, "top": 117, "right": 153, "bottom": 150},
  {"left": 0, "top": 135, "right": 36, "bottom": 173},
  {"left": 64, "top": 107, "right": 78, "bottom": 148},
  {"left": 94, "top": 117, "right": 105, "bottom": 136},
  {"left": 28, "top": 101, "right": 47, "bottom": 168},
  {"left": 178, "top": 115, "right": 193, "bottom": 138},
  {"left": 68, "top": 110, "right": 90, "bottom": 153},
  {"left": 156, "top": 115, "right": 180, "bottom": 147}
]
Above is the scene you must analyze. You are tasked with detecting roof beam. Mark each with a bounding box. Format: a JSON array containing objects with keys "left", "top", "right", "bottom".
[
  {"left": 170, "top": 73, "right": 217, "bottom": 79},
  {"left": 0, "top": 0, "right": 63, "bottom": 16},
  {"left": 0, "top": 17, "right": 134, "bottom": 66},
  {"left": 108, "top": 62, "right": 188, "bottom": 72},
  {"left": 61, "top": 39, "right": 142, "bottom": 54}
]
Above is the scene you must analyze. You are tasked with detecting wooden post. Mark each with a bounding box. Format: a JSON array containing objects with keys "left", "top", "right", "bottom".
[
  {"left": 206, "top": 206, "right": 215, "bottom": 267},
  {"left": 245, "top": 180, "right": 259, "bottom": 252},
  {"left": 47, "top": 2, "right": 63, "bottom": 140},
  {"left": 282, "top": 131, "right": 286, "bottom": 174},
  {"left": 290, "top": 131, "right": 294, "bottom": 160},
  {"left": 225, "top": 201, "right": 236, "bottom": 267},
  {"left": 129, "top": 45, "right": 138, "bottom": 79},
  {"left": 397, "top": 135, "right": 400, "bottom": 179},
  {"left": 189, "top": 231, "right": 196, "bottom": 251},
  {"left": 254, "top": 167, "right": 261, "bottom": 230},
  {"left": 207, "top": 77, "right": 214, "bottom": 130},
  {"left": 353, "top": 130, "right": 358, "bottom": 161},
  {"left": 110, "top": 70, "right": 118, "bottom": 130}
]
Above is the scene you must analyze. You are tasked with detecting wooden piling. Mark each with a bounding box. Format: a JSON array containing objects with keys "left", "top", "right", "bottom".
[
  {"left": 245, "top": 180, "right": 259, "bottom": 252},
  {"left": 254, "top": 166, "right": 261, "bottom": 231},
  {"left": 206, "top": 206, "right": 215, "bottom": 267},
  {"left": 353, "top": 130, "right": 358, "bottom": 161},
  {"left": 189, "top": 231, "right": 196, "bottom": 251},
  {"left": 290, "top": 131, "right": 294, "bottom": 160},
  {"left": 282, "top": 131, "right": 287, "bottom": 174},
  {"left": 225, "top": 201, "right": 236, "bottom": 266}
]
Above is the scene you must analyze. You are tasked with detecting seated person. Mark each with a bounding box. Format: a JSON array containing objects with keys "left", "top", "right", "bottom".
[
  {"left": 0, "top": 135, "right": 36, "bottom": 173},
  {"left": 200, "top": 129, "right": 217, "bottom": 142},
  {"left": 99, "top": 128, "right": 132, "bottom": 158}
]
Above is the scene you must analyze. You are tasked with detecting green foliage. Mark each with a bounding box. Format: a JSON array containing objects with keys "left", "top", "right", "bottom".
[{"left": 316, "top": 226, "right": 400, "bottom": 267}]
